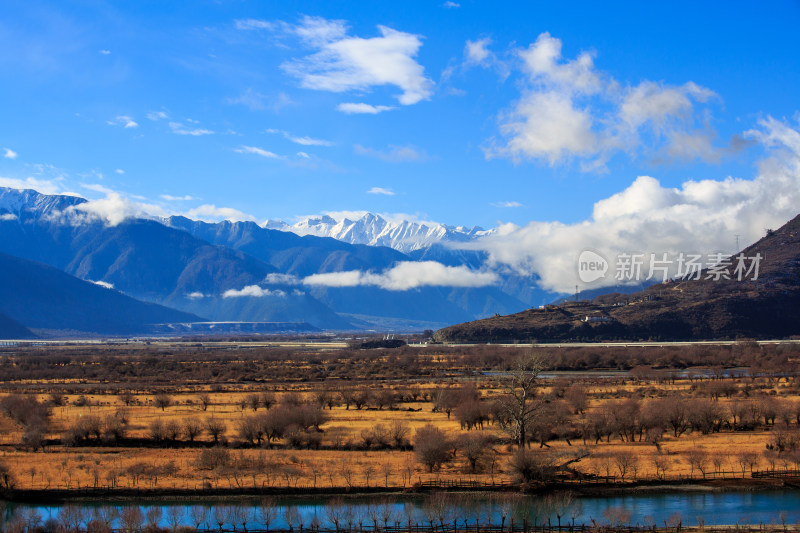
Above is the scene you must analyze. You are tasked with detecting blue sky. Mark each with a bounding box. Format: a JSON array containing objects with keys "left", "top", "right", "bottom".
[{"left": 1, "top": 1, "right": 799, "bottom": 242}]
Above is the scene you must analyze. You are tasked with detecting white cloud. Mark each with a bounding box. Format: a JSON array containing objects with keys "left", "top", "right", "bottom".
[
  {"left": 185, "top": 204, "right": 258, "bottom": 223},
  {"left": 187, "top": 292, "right": 206, "bottom": 300},
  {"left": 0, "top": 177, "right": 64, "bottom": 195},
  {"left": 108, "top": 116, "right": 138, "bottom": 129},
  {"left": 354, "top": 144, "right": 426, "bottom": 162},
  {"left": 235, "top": 145, "right": 281, "bottom": 158},
  {"left": 465, "top": 38, "right": 493, "bottom": 66},
  {"left": 90, "top": 280, "right": 114, "bottom": 289},
  {"left": 282, "top": 16, "right": 434, "bottom": 106},
  {"left": 99, "top": 50, "right": 111, "bottom": 55},
  {"left": 0, "top": 213, "right": 18, "bottom": 221},
  {"left": 69, "top": 193, "right": 167, "bottom": 226},
  {"left": 443, "top": 1, "right": 461, "bottom": 7},
  {"left": 297, "top": 151, "right": 311, "bottom": 159},
  {"left": 114, "top": 169, "right": 125, "bottom": 174},
  {"left": 367, "top": 187, "right": 395, "bottom": 196},
  {"left": 303, "top": 261, "right": 498, "bottom": 291},
  {"left": 160, "top": 194, "right": 197, "bottom": 201},
  {"left": 147, "top": 111, "right": 168, "bottom": 121},
  {"left": 488, "top": 32, "right": 721, "bottom": 169},
  {"left": 169, "top": 122, "right": 213, "bottom": 136},
  {"left": 336, "top": 102, "right": 395, "bottom": 114},
  {"left": 496, "top": 91, "right": 598, "bottom": 165},
  {"left": 3, "top": 148, "right": 18, "bottom": 160},
  {"left": 465, "top": 117, "right": 800, "bottom": 293},
  {"left": 223, "top": 285, "right": 286, "bottom": 298},
  {"left": 491, "top": 201, "right": 523, "bottom": 208}
]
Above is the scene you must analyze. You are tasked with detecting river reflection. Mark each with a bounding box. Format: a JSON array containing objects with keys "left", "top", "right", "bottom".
[{"left": 4, "top": 490, "right": 800, "bottom": 530}]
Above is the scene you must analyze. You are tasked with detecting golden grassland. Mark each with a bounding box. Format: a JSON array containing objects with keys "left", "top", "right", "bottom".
[{"left": 0, "top": 375, "right": 789, "bottom": 492}]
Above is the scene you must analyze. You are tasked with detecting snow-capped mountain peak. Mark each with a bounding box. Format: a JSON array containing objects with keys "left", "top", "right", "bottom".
[{"left": 267, "top": 211, "right": 494, "bottom": 252}]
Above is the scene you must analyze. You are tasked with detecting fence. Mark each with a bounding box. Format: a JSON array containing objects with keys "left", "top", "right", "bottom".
[{"left": 751, "top": 468, "right": 800, "bottom": 479}]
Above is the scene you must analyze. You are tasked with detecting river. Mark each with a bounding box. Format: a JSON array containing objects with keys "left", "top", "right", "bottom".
[{"left": 4, "top": 490, "right": 800, "bottom": 530}]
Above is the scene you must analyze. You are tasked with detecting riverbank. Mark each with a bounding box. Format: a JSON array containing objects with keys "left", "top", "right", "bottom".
[{"left": 0, "top": 476, "right": 790, "bottom": 504}]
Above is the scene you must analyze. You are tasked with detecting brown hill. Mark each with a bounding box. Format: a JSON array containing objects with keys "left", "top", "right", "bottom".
[{"left": 433, "top": 214, "right": 800, "bottom": 343}]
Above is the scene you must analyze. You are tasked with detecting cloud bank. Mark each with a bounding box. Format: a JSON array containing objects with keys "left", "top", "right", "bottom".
[
  {"left": 304, "top": 261, "right": 498, "bottom": 291},
  {"left": 486, "top": 32, "right": 721, "bottom": 170},
  {"left": 466, "top": 116, "right": 800, "bottom": 293}
]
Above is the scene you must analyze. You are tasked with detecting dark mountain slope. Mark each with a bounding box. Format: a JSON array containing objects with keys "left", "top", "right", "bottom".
[
  {"left": 0, "top": 312, "right": 36, "bottom": 339},
  {"left": 0, "top": 252, "right": 202, "bottom": 335}
]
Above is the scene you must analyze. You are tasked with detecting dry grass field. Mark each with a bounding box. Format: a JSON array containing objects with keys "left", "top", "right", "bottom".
[{"left": 1, "top": 341, "right": 799, "bottom": 493}]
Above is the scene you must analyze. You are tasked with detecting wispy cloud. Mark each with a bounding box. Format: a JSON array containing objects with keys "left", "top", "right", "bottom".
[
  {"left": 336, "top": 102, "right": 395, "bottom": 115},
  {"left": 114, "top": 169, "right": 125, "bottom": 174},
  {"left": 234, "top": 19, "right": 276, "bottom": 31},
  {"left": 354, "top": 144, "right": 427, "bottom": 162},
  {"left": 160, "top": 194, "right": 197, "bottom": 201},
  {"left": 443, "top": 1, "right": 461, "bottom": 8},
  {"left": 81, "top": 183, "right": 117, "bottom": 195},
  {"left": 281, "top": 16, "right": 434, "bottom": 106},
  {"left": 235, "top": 145, "right": 281, "bottom": 158},
  {"left": 169, "top": 122, "right": 213, "bottom": 136},
  {"left": 89, "top": 280, "right": 114, "bottom": 289},
  {"left": 3, "top": 148, "right": 17, "bottom": 160},
  {"left": 107, "top": 116, "right": 138, "bottom": 129},
  {"left": 226, "top": 89, "right": 293, "bottom": 112},
  {"left": 491, "top": 201, "right": 523, "bottom": 208},
  {"left": 367, "top": 187, "right": 395, "bottom": 196},
  {"left": 146, "top": 111, "right": 168, "bottom": 121},
  {"left": 267, "top": 129, "right": 333, "bottom": 146},
  {"left": 99, "top": 50, "right": 111, "bottom": 55}
]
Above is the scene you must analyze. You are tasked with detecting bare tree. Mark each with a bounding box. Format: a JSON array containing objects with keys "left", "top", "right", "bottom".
[
  {"left": 414, "top": 424, "right": 452, "bottom": 472},
  {"left": 184, "top": 418, "right": 203, "bottom": 443},
  {"left": 493, "top": 352, "right": 547, "bottom": 448},
  {"left": 198, "top": 393, "right": 212, "bottom": 411},
  {"left": 154, "top": 393, "right": 173, "bottom": 412},
  {"left": 205, "top": 418, "right": 226, "bottom": 444}
]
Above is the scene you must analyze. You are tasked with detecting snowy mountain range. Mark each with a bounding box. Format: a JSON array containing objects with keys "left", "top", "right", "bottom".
[
  {"left": 0, "top": 187, "right": 545, "bottom": 335},
  {"left": 266, "top": 212, "right": 494, "bottom": 253}
]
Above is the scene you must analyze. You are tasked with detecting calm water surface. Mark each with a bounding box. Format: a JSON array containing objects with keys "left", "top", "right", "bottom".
[{"left": 5, "top": 490, "right": 800, "bottom": 529}]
